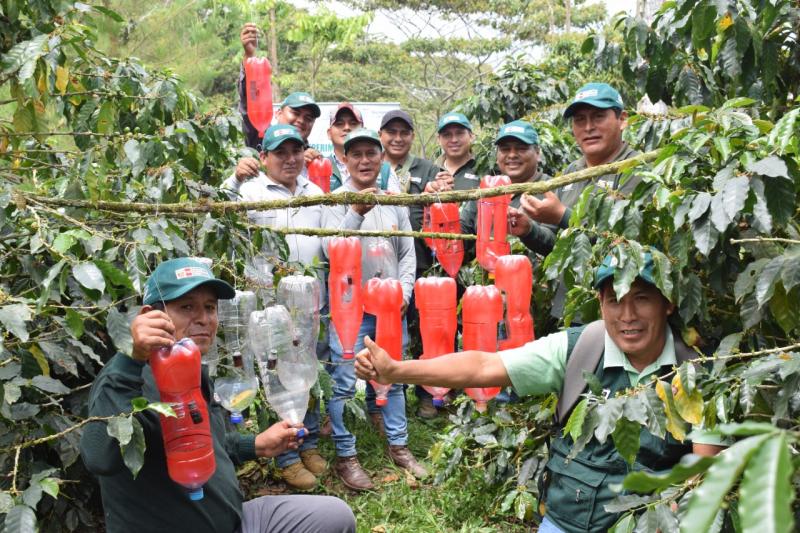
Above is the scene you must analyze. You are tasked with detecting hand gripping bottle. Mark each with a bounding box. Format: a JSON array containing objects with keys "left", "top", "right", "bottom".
[
  {"left": 476, "top": 175, "right": 512, "bottom": 275},
  {"left": 461, "top": 286, "right": 503, "bottom": 412},
  {"left": 250, "top": 307, "right": 309, "bottom": 436},
  {"left": 150, "top": 339, "right": 216, "bottom": 500},
  {"left": 495, "top": 255, "right": 535, "bottom": 350},
  {"left": 243, "top": 57, "right": 273, "bottom": 138},
  {"left": 363, "top": 278, "right": 404, "bottom": 407},
  {"left": 329, "top": 237, "right": 364, "bottom": 360},
  {"left": 307, "top": 158, "right": 333, "bottom": 193},
  {"left": 415, "top": 277, "right": 457, "bottom": 407},
  {"left": 430, "top": 203, "right": 464, "bottom": 278}
]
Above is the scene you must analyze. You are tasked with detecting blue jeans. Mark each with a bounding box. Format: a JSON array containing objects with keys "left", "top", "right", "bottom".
[
  {"left": 275, "top": 303, "right": 329, "bottom": 469},
  {"left": 328, "top": 313, "right": 408, "bottom": 457},
  {"left": 538, "top": 516, "right": 565, "bottom": 533}
]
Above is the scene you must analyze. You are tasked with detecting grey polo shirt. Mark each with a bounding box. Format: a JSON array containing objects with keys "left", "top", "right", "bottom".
[
  {"left": 320, "top": 182, "right": 416, "bottom": 305},
  {"left": 222, "top": 172, "right": 324, "bottom": 268}
]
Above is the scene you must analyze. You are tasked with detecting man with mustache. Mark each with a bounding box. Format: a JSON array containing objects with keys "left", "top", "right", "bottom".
[
  {"left": 460, "top": 120, "right": 557, "bottom": 258},
  {"left": 321, "top": 129, "right": 426, "bottom": 491},
  {"left": 80, "top": 257, "right": 355, "bottom": 532},
  {"left": 355, "top": 253, "right": 724, "bottom": 533},
  {"left": 222, "top": 124, "right": 328, "bottom": 491}
]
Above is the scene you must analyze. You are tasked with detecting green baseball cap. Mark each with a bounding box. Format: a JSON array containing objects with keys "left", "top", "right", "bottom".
[
  {"left": 143, "top": 257, "right": 235, "bottom": 305},
  {"left": 594, "top": 253, "right": 656, "bottom": 289},
  {"left": 437, "top": 112, "right": 472, "bottom": 132},
  {"left": 344, "top": 128, "right": 383, "bottom": 154},
  {"left": 280, "top": 91, "right": 321, "bottom": 118},
  {"left": 261, "top": 124, "right": 305, "bottom": 152},
  {"left": 495, "top": 120, "right": 539, "bottom": 145},
  {"left": 563, "top": 82, "right": 624, "bottom": 119}
]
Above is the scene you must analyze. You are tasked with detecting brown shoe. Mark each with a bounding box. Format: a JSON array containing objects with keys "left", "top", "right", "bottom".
[
  {"left": 369, "top": 412, "right": 386, "bottom": 437},
  {"left": 319, "top": 416, "right": 332, "bottom": 437},
  {"left": 388, "top": 445, "right": 428, "bottom": 479},
  {"left": 416, "top": 398, "right": 438, "bottom": 419},
  {"left": 334, "top": 456, "right": 374, "bottom": 491},
  {"left": 300, "top": 449, "right": 327, "bottom": 476},
  {"left": 280, "top": 461, "right": 317, "bottom": 491}
]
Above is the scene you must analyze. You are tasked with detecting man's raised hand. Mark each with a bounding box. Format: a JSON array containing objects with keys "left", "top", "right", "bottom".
[
  {"left": 235, "top": 156, "right": 261, "bottom": 182},
  {"left": 240, "top": 23, "right": 259, "bottom": 58},
  {"left": 520, "top": 191, "right": 566, "bottom": 225},
  {"left": 355, "top": 336, "right": 394, "bottom": 384}
]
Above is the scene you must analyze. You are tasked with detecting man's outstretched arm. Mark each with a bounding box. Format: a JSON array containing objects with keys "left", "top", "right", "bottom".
[{"left": 355, "top": 336, "right": 512, "bottom": 389}]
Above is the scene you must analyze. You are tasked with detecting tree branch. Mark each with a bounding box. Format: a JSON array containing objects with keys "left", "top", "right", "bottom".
[
  {"left": 0, "top": 415, "right": 119, "bottom": 455},
  {"left": 730, "top": 237, "right": 800, "bottom": 245},
  {"left": 14, "top": 150, "right": 659, "bottom": 214}
]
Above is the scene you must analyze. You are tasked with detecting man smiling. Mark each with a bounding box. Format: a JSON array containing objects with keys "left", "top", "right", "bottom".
[
  {"left": 519, "top": 83, "right": 640, "bottom": 231},
  {"left": 460, "top": 120, "right": 556, "bottom": 257},
  {"left": 80, "top": 258, "right": 355, "bottom": 533},
  {"left": 355, "top": 253, "right": 723, "bottom": 533}
]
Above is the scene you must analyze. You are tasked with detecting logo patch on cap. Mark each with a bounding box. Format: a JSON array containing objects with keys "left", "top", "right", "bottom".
[
  {"left": 298, "top": 95, "right": 312, "bottom": 103},
  {"left": 575, "top": 89, "right": 599, "bottom": 101},
  {"left": 175, "top": 267, "right": 211, "bottom": 280},
  {"left": 444, "top": 114, "right": 459, "bottom": 122},
  {"left": 273, "top": 128, "right": 293, "bottom": 137},
  {"left": 504, "top": 125, "right": 525, "bottom": 133}
]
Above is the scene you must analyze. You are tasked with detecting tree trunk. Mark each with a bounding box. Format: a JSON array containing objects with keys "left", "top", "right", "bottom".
[{"left": 269, "top": 6, "right": 280, "bottom": 100}]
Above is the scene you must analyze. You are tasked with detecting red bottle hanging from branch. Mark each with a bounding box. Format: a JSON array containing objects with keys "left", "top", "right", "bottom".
[
  {"left": 415, "top": 277, "right": 457, "bottom": 407},
  {"left": 150, "top": 338, "right": 216, "bottom": 501},
  {"left": 495, "top": 255, "right": 535, "bottom": 350},
  {"left": 429, "top": 203, "right": 464, "bottom": 278},
  {"left": 307, "top": 158, "right": 333, "bottom": 193},
  {"left": 476, "top": 175, "right": 511, "bottom": 275},
  {"left": 461, "top": 285, "right": 503, "bottom": 412},
  {"left": 329, "top": 237, "right": 363, "bottom": 360},
  {"left": 244, "top": 57, "right": 273, "bottom": 138},
  {"left": 363, "top": 278, "right": 404, "bottom": 407}
]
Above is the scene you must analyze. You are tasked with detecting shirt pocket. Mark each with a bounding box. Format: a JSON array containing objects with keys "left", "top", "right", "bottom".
[{"left": 544, "top": 452, "right": 607, "bottom": 531}]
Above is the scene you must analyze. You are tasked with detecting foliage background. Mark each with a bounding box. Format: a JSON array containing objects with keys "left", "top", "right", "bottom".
[{"left": 1, "top": 0, "right": 799, "bottom": 532}]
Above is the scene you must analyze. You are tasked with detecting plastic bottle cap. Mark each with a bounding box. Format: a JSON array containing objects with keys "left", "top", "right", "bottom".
[
  {"left": 296, "top": 428, "right": 306, "bottom": 439},
  {"left": 230, "top": 412, "right": 243, "bottom": 424},
  {"left": 432, "top": 398, "right": 444, "bottom": 407},
  {"left": 343, "top": 351, "right": 354, "bottom": 360},
  {"left": 376, "top": 398, "right": 387, "bottom": 407},
  {"left": 188, "top": 488, "right": 204, "bottom": 501}
]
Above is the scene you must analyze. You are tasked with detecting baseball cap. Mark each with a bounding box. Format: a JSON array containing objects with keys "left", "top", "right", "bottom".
[
  {"left": 437, "top": 112, "right": 472, "bottom": 132},
  {"left": 594, "top": 253, "right": 656, "bottom": 289},
  {"left": 280, "top": 92, "right": 321, "bottom": 118},
  {"left": 330, "top": 102, "right": 364, "bottom": 125},
  {"left": 495, "top": 120, "right": 539, "bottom": 145},
  {"left": 380, "top": 109, "right": 414, "bottom": 130},
  {"left": 143, "top": 257, "right": 235, "bottom": 305},
  {"left": 261, "top": 124, "right": 305, "bottom": 152},
  {"left": 343, "top": 128, "right": 383, "bottom": 154},
  {"left": 563, "top": 83, "right": 624, "bottom": 119}
]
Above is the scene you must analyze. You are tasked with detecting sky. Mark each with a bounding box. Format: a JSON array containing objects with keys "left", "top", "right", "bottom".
[{"left": 296, "top": 0, "right": 639, "bottom": 66}]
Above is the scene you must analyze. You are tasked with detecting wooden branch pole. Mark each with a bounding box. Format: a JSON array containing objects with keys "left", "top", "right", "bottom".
[{"left": 15, "top": 150, "right": 659, "bottom": 215}]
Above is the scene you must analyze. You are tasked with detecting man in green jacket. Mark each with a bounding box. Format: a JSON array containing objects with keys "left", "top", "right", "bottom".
[
  {"left": 355, "top": 253, "right": 724, "bottom": 533},
  {"left": 460, "top": 120, "right": 557, "bottom": 258},
  {"left": 520, "top": 82, "right": 640, "bottom": 231},
  {"left": 80, "top": 257, "right": 355, "bottom": 533}
]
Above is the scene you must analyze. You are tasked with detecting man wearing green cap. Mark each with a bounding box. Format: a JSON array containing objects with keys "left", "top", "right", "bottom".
[
  {"left": 80, "top": 257, "right": 356, "bottom": 533},
  {"left": 460, "top": 120, "right": 557, "bottom": 258},
  {"left": 354, "top": 252, "right": 723, "bottom": 533},
  {"left": 431, "top": 112, "right": 480, "bottom": 192},
  {"left": 222, "top": 124, "right": 329, "bottom": 491},
  {"left": 233, "top": 88, "right": 323, "bottom": 183},
  {"left": 520, "top": 82, "right": 640, "bottom": 232},
  {"left": 320, "top": 129, "right": 427, "bottom": 492}
]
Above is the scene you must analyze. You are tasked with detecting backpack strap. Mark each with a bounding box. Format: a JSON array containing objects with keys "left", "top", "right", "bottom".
[
  {"left": 379, "top": 162, "right": 391, "bottom": 190},
  {"left": 672, "top": 327, "right": 696, "bottom": 364},
  {"left": 556, "top": 320, "right": 606, "bottom": 425}
]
